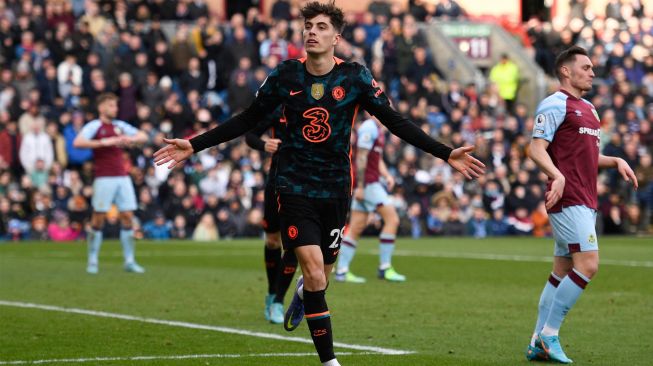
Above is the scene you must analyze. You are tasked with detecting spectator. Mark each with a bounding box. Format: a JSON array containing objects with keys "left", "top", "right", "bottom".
[
  {"left": 46, "top": 121, "right": 67, "bottom": 168},
  {"left": 489, "top": 54, "right": 520, "bottom": 112},
  {"left": 0, "top": 121, "right": 22, "bottom": 175},
  {"left": 117, "top": 72, "right": 137, "bottom": 122},
  {"left": 192, "top": 212, "right": 219, "bottom": 241},
  {"left": 170, "top": 24, "right": 196, "bottom": 76},
  {"left": 143, "top": 211, "right": 171, "bottom": 240},
  {"left": 56, "top": 54, "right": 82, "bottom": 99},
  {"left": 531, "top": 201, "right": 551, "bottom": 237},
  {"left": 18, "top": 102, "right": 46, "bottom": 135},
  {"left": 466, "top": 206, "right": 489, "bottom": 238},
  {"left": 19, "top": 119, "right": 53, "bottom": 173},
  {"left": 488, "top": 209, "right": 510, "bottom": 236},
  {"left": 442, "top": 209, "right": 466, "bottom": 236},
  {"left": 28, "top": 214, "right": 49, "bottom": 241},
  {"left": 29, "top": 159, "right": 48, "bottom": 189},
  {"left": 47, "top": 210, "right": 81, "bottom": 242},
  {"left": 63, "top": 111, "right": 93, "bottom": 168},
  {"left": 170, "top": 214, "right": 190, "bottom": 239},
  {"left": 434, "top": 0, "right": 465, "bottom": 19}
]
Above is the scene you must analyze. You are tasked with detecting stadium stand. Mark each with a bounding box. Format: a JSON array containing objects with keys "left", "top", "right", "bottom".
[{"left": 0, "top": 0, "right": 650, "bottom": 242}]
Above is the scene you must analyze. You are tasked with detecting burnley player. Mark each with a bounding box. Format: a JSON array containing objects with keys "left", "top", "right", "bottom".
[
  {"left": 526, "top": 46, "right": 638, "bottom": 363},
  {"left": 74, "top": 93, "right": 148, "bottom": 274},
  {"left": 245, "top": 109, "right": 298, "bottom": 324},
  {"left": 335, "top": 115, "right": 404, "bottom": 283},
  {"left": 154, "top": 2, "right": 485, "bottom": 365}
]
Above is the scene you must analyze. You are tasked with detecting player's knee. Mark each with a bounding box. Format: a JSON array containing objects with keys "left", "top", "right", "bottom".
[
  {"left": 576, "top": 263, "right": 598, "bottom": 279},
  {"left": 385, "top": 211, "right": 400, "bottom": 228},
  {"left": 302, "top": 268, "right": 327, "bottom": 290}
]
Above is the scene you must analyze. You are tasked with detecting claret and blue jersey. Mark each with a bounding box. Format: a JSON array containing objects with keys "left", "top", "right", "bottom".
[{"left": 531, "top": 89, "right": 601, "bottom": 213}]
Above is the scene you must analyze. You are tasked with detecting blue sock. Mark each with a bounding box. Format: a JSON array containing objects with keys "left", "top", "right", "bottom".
[
  {"left": 88, "top": 229, "right": 103, "bottom": 265},
  {"left": 531, "top": 273, "right": 562, "bottom": 346},
  {"left": 379, "top": 233, "right": 395, "bottom": 270},
  {"left": 336, "top": 237, "right": 357, "bottom": 274},
  {"left": 120, "top": 228, "right": 135, "bottom": 264},
  {"left": 542, "top": 269, "right": 590, "bottom": 336}
]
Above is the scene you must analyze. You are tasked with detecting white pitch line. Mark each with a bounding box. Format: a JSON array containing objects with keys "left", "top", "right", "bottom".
[
  {"left": 0, "top": 301, "right": 414, "bottom": 356},
  {"left": 0, "top": 352, "right": 378, "bottom": 365}
]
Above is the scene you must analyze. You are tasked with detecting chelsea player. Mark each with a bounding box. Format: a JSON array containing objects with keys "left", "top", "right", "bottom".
[{"left": 155, "top": 2, "right": 485, "bottom": 364}]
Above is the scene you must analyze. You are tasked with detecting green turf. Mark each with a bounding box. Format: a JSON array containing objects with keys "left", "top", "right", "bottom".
[{"left": 1, "top": 237, "right": 652, "bottom": 365}]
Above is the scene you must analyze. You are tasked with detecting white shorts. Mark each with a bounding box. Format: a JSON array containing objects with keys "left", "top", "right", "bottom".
[
  {"left": 351, "top": 182, "right": 391, "bottom": 213},
  {"left": 92, "top": 176, "right": 137, "bottom": 212},
  {"left": 549, "top": 205, "right": 598, "bottom": 257}
]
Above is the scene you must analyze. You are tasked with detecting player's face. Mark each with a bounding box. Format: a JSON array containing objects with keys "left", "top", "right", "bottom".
[
  {"left": 567, "top": 55, "right": 595, "bottom": 93},
  {"left": 99, "top": 99, "right": 118, "bottom": 119},
  {"left": 303, "top": 14, "right": 340, "bottom": 56}
]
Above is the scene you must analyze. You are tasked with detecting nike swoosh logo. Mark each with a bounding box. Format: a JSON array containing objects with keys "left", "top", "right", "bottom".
[{"left": 290, "top": 90, "right": 303, "bottom": 96}]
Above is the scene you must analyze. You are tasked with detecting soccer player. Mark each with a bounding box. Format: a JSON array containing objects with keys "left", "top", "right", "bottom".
[
  {"left": 154, "top": 2, "right": 485, "bottom": 365},
  {"left": 73, "top": 93, "right": 148, "bottom": 274},
  {"left": 335, "top": 115, "right": 404, "bottom": 283},
  {"left": 245, "top": 109, "right": 298, "bottom": 324},
  {"left": 526, "top": 45, "right": 638, "bottom": 363}
]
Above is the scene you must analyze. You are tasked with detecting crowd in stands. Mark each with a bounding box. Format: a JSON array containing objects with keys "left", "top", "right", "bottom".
[{"left": 0, "top": 0, "right": 650, "bottom": 242}]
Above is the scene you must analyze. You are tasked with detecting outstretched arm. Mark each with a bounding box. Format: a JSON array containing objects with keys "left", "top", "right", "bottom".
[
  {"left": 154, "top": 103, "right": 267, "bottom": 169},
  {"left": 368, "top": 103, "right": 485, "bottom": 179},
  {"left": 599, "top": 154, "right": 638, "bottom": 189}
]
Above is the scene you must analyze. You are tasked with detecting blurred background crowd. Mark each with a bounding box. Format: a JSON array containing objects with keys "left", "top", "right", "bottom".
[{"left": 0, "top": 0, "right": 651, "bottom": 242}]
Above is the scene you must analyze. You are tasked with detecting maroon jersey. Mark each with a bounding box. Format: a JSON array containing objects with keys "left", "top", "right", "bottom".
[
  {"left": 78, "top": 119, "right": 139, "bottom": 177},
  {"left": 532, "top": 89, "right": 601, "bottom": 213},
  {"left": 354, "top": 118, "right": 385, "bottom": 184}
]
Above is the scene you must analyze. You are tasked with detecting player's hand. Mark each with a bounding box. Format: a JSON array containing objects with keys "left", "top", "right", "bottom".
[
  {"left": 385, "top": 174, "right": 395, "bottom": 191},
  {"left": 354, "top": 186, "right": 364, "bottom": 201},
  {"left": 616, "top": 158, "right": 638, "bottom": 190},
  {"left": 100, "top": 136, "right": 121, "bottom": 147},
  {"left": 545, "top": 175, "right": 565, "bottom": 210},
  {"left": 447, "top": 146, "right": 485, "bottom": 180},
  {"left": 116, "top": 136, "right": 134, "bottom": 148},
  {"left": 264, "top": 138, "right": 282, "bottom": 153},
  {"left": 153, "top": 138, "right": 194, "bottom": 169}
]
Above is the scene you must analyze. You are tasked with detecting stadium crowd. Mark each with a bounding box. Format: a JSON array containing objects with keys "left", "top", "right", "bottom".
[{"left": 0, "top": 0, "right": 651, "bottom": 242}]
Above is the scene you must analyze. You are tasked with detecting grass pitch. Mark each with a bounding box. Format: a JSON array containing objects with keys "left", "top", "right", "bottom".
[{"left": 1, "top": 236, "right": 652, "bottom": 365}]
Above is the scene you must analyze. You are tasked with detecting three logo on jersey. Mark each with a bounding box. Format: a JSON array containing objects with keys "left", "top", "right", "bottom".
[
  {"left": 293, "top": 79, "right": 381, "bottom": 143},
  {"left": 292, "top": 84, "right": 346, "bottom": 143}
]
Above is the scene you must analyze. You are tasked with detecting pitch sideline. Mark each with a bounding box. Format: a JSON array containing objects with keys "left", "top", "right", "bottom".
[{"left": 0, "top": 300, "right": 414, "bottom": 357}]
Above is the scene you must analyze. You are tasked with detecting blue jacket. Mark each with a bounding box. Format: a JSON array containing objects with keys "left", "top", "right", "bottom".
[{"left": 64, "top": 124, "right": 93, "bottom": 165}]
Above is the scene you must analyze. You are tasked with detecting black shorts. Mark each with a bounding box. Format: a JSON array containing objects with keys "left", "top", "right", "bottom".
[
  {"left": 262, "top": 182, "right": 280, "bottom": 233},
  {"left": 279, "top": 193, "right": 350, "bottom": 265}
]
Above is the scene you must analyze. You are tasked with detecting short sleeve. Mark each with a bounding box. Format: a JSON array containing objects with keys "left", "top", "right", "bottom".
[
  {"left": 532, "top": 96, "right": 567, "bottom": 142},
  {"left": 113, "top": 120, "right": 139, "bottom": 137},
  {"left": 79, "top": 120, "right": 102, "bottom": 140},
  {"left": 356, "top": 119, "right": 378, "bottom": 150}
]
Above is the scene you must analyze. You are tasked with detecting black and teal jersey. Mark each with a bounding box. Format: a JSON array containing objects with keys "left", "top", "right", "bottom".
[
  {"left": 254, "top": 57, "right": 391, "bottom": 198},
  {"left": 191, "top": 57, "right": 453, "bottom": 199}
]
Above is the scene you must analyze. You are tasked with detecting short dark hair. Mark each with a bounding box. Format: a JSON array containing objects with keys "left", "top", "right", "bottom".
[
  {"left": 96, "top": 92, "right": 118, "bottom": 106},
  {"left": 300, "top": 1, "right": 345, "bottom": 33},
  {"left": 554, "top": 45, "right": 589, "bottom": 80}
]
